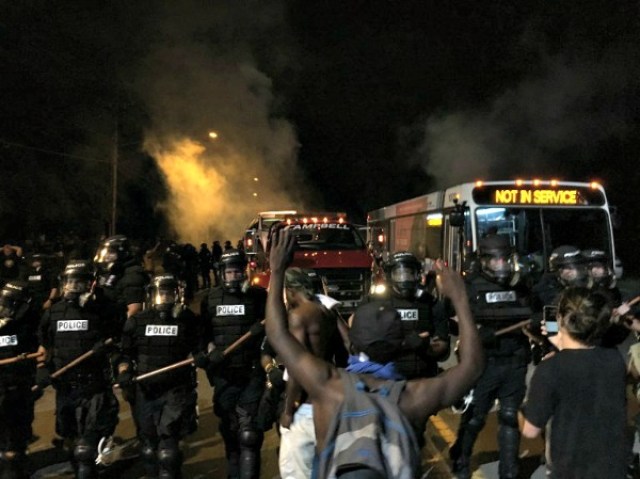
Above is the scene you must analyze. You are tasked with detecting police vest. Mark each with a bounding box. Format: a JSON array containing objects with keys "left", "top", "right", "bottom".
[
  {"left": 0, "top": 312, "right": 38, "bottom": 386},
  {"left": 48, "top": 301, "right": 107, "bottom": 381},
  {"left": 387, "top": 296, "right": 438, "bottom": 379},
  {"left": 207, "top": 286, "right": 266, "bottom": 370},
  {"left": 466, "top": 274, "right": 532, "bottom": 358},
  {"left": 130, "top": 309, "right": 195, "bottom": 391}
]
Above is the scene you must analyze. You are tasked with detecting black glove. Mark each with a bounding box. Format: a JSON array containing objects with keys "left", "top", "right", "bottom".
[
  {"left": 116, "top": 370, "right": 134, "bottom": 388},
  {"left": 208, "top": 349, "right": 225, "bottom": 367},
  {"left": 193, "top": 351, "right": 210, "bottom": 369},
  {"left": 267, "top": 366, "right": 285, "bottom": 390},
  {"left": 403, "top": 331, "right": 426, "bottom": 350},
  {"left": 91, "top": 340, "right": 111, "bottom": 357},
  {"left": 35, "top": 366, "right": 51, "bottom": 390},
  {"left": 478, "top": 326, "right": 497, "bottom": 348},
  {"left": 249, "top": 322, "right": 265, "bottom": 337}
]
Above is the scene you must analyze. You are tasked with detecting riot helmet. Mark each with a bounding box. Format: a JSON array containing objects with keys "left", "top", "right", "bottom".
[
  {"left": 582, "top": 248, "right": 615, "bottom": 289},
  {"left": 0, "top": 280, "right": 31, "bottom": 326},
  {"left": 147, "top": 274, "right": 181, "bottom": 313},
  {"left": 384, "top": 251, "right": 421, "bottom": 299},
  {"left": 549, "top": 245, "right": 587, "bottom": 287},
  {"left": 61, "top": 259, "right": 95, "bottom": 301},
  {"left": 477, "top": 234, "right": 517, "bottom": 285},
  {"left": 94, "top": 235, "right": 131, "bottom": 274},
  {"left": 219, "top": 249, "right": 247, "bottom": 293}
]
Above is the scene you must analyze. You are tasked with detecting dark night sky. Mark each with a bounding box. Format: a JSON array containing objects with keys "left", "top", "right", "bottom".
[{"left": 1, "top": 1, "right": 639, "bottom": 268}]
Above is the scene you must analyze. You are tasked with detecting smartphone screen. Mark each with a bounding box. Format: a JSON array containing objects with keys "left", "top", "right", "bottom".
[{"left": 546, "top": 320, "right": 559, "bottom": 335}]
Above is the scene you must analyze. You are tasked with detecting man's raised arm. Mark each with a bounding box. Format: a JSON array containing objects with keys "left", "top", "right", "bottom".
[
  {"left": 421, "top": 262, "right": 483, "bottom": 409},
  {"left": 266, "top": 228, "right": 334, "bottom": 400}
]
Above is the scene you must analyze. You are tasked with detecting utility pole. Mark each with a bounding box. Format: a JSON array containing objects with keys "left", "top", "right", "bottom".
[{"left": 110, "top": 118, "right": 118, "bottom": 236}]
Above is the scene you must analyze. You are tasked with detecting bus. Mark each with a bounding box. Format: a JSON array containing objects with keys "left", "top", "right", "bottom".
[{"left": 367, "top": 180, "right": 616, "bottom": 280}]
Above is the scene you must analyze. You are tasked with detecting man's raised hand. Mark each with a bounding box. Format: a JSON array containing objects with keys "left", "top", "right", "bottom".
[
  {"left": 269, "top": 226, "right": 296, "bottom": 273},
  {"left": 434, "top": 259, "right": 465, "bottom": 301}
]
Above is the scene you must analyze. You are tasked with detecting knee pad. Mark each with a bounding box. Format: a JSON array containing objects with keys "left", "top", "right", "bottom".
[
  {"left": 0, "top": 451, "right": 29, "bottom": 479},
  {"left": 238, "top": 428, "right": 262, "bottom": 448},
  {"left": 158, "top": 447, "right": 180, "bottom": 469},
  {"left": 498, "top": 406, "right": 519, "bottom": 429},
  {"left": 73, "top": 440, "right": 95, "bottom": 464},
  {"left": 466, "top": 413, "right": 487, "bottom": 435},
  {"left": 141, "top": 444, "right": 157, "bottom": 462}
]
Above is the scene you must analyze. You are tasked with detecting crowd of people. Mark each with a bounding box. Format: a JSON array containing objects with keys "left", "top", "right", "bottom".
[{"left": 0, "top": 229, "right": 636, "bottom": 479}]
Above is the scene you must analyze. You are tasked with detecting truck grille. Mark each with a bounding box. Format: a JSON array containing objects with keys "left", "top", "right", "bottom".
[{"left": 314, "top": 268, "right": 371, "bottom": 314}]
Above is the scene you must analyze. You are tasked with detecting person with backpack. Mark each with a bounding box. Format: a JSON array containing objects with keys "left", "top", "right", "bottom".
[{"left": 265, "top": 227, "right": 483, "bottom": 478}]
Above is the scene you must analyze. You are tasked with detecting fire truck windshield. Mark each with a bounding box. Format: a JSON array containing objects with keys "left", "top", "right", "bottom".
[{"left": 288, "top": 224, "right": 365, "bottom": 251}]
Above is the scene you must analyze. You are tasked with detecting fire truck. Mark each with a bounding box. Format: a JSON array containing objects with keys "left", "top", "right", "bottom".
[{"left": 243, "top": 210, "right": 374, "bottom": 314}]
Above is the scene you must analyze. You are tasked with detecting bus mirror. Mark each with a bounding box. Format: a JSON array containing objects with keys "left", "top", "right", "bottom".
[{"left": 449, "top": 200, "right": 467, "bottom": 227}]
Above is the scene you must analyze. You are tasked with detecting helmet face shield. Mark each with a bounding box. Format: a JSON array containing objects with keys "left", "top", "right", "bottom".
[
  {"left": 222, "top": 264, "right": 246, "bottom": 293},
  {"left": 151, "top": 287, "right": 179, "bottom": 311},
  {"left": 63, "top": 276, "right": 91, "bottom": 300},
  {"left": 0, "top": 282, "right": 30, "bottom": 321},
  {"left": 391, "top": 264, "right": 418, "bottom": 283},
  {"left": 559, "top": 264, "right": 587, "bottom": 286},
  {"left": 148, "top": 275, "right": 181, "bottom": 312},
  {"left": 0, "top": 294, "right": 18, "bottom": 319},
  {"left": 390, "top": 264, "right": 419, "bottom": 298},
  {"left": 480, "top": 252, "right": 517, "bottom": 284}
]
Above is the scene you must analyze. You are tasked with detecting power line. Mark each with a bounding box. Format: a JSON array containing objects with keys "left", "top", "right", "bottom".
[{"left": 0, "top": 138, "right": 109, "bottom": 164}]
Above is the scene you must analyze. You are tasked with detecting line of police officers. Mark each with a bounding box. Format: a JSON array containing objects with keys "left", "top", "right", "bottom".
[{"left": 0, "top": 231, "right": 627, "bottom": 479}]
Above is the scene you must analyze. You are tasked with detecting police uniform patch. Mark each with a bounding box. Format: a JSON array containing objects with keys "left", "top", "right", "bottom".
[
  {"left": 0, "top": 335, "right": 18, "bottom": 347},
  {"left": 397, "top": 308, "right": 419, "bottom": 320},
  {"left": 145, "top": 325, "right": 178, "bottom": 336},
  {"left": 485, "top": 291, "right": 517, "bottom": 303},
  {"left": 216, "top": 305, "right": 245, "bottom": 316},
  {"left": 57, "top": 320, "right": 89, "bottom": 331}
]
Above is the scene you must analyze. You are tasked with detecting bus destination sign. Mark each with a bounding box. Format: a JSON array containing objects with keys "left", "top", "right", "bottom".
[{"left": 472, "top": 185, "right": 605, "bottom": 206}]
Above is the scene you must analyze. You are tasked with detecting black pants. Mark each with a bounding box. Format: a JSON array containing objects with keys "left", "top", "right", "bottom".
[
  {"left": 451, "top": 358, "right": 527, "bottom": 479},
  {"left": 211, "top": 371, "right": 265, "bottom": 479}
]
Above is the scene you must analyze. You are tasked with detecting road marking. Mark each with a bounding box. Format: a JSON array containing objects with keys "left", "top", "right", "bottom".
[{"left": 428, "top": 414, "right": 488, "bottom": 479}]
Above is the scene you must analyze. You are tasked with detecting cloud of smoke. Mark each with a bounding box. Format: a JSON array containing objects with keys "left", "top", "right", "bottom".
[
  {"left": 134, "top": 1, "right": 308, "bottom": 244},
  {"left": 418, "top": 53, "right": 633, "bottom": 188}
]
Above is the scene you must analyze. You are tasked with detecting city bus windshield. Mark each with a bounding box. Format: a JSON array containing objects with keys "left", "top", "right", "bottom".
[{"left": 475, "top": 207, "right": 611, "bottom": 273}]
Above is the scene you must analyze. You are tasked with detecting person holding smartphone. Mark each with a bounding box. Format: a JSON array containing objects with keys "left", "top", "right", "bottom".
[{"left": 522, "top": 287, "right": 626, "bottom": 478}]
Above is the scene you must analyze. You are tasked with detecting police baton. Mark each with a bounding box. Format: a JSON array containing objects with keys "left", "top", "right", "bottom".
[
  {"left": 31, "top": 338, "right": 114, "bottom": 391},
  {"left": 613, "top": 295, "right": 640, "bottom": 319},
  {"left": 0, "top": 351, "right": 44, "bottom": 366},
  {"left": 494, "top": 319, "right": 532, "bottom": 336},
  {"left": 115, "top": 320, "right": 266, "bottom": 387}
]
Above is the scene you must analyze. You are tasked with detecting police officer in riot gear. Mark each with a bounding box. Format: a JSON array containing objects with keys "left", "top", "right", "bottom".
[
  {"left": 198, "top": 249, "right": 267, "bottom": 479},
  {"left": 450, "top": 235, "right": 532, "bottom": 479},
  {"left": 533, "top": 245, "right": 587, "bottom": 308},
  {"left": 378, "top": 251, "right": 450, "bottom": 380},
  {"left": 22, "top": 254, "right": 58, "bottom": 310},
  {"left": 0, "top": 281, "right": 39, "bottom": 479},
  {"left": 118, "top": 274, "right": 200, "bottom": 479},
  {"left": 583, "top": 248, "right": 622, "bottom": 304},
  {"left": 94, "top": 235, "right": 148, "bottom": 320},
  {"left": 38, "top": 260, "right": 120, "bottom": 479}
]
